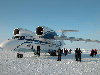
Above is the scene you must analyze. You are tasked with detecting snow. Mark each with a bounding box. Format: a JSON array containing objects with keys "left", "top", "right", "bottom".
[{"left": 0, "top": 49, "right": 100, "bottom": 75}]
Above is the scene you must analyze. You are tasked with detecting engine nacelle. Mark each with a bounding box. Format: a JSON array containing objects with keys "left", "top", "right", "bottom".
[
  {"left": 13, "top": 28, "right": 35, "bottom": 39},
  {"left": 36, "top": 26, "right": 57, "bottom": 39},
  {"left": 14, "top": 28, "right": 20, "bottom": 35}
]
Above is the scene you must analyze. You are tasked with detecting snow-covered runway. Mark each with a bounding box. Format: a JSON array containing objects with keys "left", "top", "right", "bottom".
[{"left": 0, "top": 50, "right": 100, "bottom": 75}]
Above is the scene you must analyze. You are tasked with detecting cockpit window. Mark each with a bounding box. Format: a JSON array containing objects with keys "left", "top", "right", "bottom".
[
  {"left": 14, "top": 36, "right": 19, "bottom": 39},
  {"left": 20, "top": 36, "right": 25, "bottom": 40},
  {"left": 12, "top": 36, "right": 25, "bottom": 40}
]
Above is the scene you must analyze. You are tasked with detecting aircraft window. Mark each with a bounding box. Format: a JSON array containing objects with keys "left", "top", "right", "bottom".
[
  {"left": 30, "top": 36, "right": 33, "bottom": 37},
  {"left": 13, "top": 36, "right": 25, "bottom": 40},
  {"left": 12, "top": 36, "right": 14, "bottom": 39},
  {"left": 20, "top": 36, "right": 25, "bottom": 40},
  {"left": 14, "top": 36, "right": 20, "bottom": 39}
]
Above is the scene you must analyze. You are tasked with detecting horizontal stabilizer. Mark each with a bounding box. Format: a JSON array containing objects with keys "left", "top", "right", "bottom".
[
  {"left": 58, "top": 30, "right": 79, "bottom": 33},
  {"left": 54, "top": 36, "right": 100, "bottom": 43},
  {"left": 58, "top": 29, "right": 79, "bottom": 36}
]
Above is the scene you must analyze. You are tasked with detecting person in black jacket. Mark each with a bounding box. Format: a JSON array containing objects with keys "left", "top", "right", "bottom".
[
  {"left": 57, "top": 47, "right": 61, "bottom": 61},
  {"left": 75, "top": 48, "right": 78, "bottom": 61},
  {"left": 90, "top": 49, "right": 95, "bottom": 57},
  {"left": 77, "top": 48, "right": 82, "bottom": 62}
]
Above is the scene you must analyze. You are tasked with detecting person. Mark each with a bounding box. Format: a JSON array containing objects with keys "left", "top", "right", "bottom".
[
  {"left": 61, "top": 49, "right": 63, "bottom": 54},
  {"left": 75, "top": 48, "right": 78, "bottom": 61},
  {"left": 64, "top": 48, "right": 66, "bottom": 53},
  {"left": 65, "top": 49, "right": 68, "bottom": 56},
  {"left": 94, "top": 49, "right": 97, "bottom": 56},
  {"left": 31, "top": 46, "right": 33, "bottom": 49},
  {"left": 57, "top": 47, "right": 61, "bottom": 61},
  {"left": 90, "top": 49, "right": 95, "bottom": 57},
  {"left": 77, "top": 48, "right": 82, "bottom": 62},
  {"left": 69, "top": 49, "right": 72, "bottom": 54}
]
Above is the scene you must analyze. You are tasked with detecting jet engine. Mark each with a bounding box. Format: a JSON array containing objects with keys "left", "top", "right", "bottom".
[
  {"left": 36, "top": 26, "right": 57, "bottom": 39},
  {"left": 13, "top": 28, "right": 35, "bottom": 38},
  {"left": 14, "top": 28, "right": 20, "bottom": 35},
  {"left": 36, "top": 26, "right": 44, "bottom": 35}
]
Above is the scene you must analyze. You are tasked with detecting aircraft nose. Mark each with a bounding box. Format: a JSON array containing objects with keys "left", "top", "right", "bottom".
[
  {"left": 0, "top": 39, "right": 25, "bottom": 50},
  {"left": 0, "top": 43, "right": 5, "bottom": 50},
  {"left": 0, "top": 44, "right": 3, "bottom": 50}
]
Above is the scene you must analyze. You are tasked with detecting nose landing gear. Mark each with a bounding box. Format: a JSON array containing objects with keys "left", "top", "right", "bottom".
[{"left": 17, "top": 53, "right": 23, "bottom": 58}]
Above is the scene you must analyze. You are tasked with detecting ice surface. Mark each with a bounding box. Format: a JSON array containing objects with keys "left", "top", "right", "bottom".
[{"left": 0, "top": 49, "right": 100, "bottom": 75}]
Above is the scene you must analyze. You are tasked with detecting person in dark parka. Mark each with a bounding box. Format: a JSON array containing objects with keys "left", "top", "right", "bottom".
[
  {"left": 57, "top": 47, "right": 61, "bottom": 61},
  {"left": 90, "top": 49, "right": 95, "bottom": 57},
  {"left": 77, "top": 48, "right": 82, "bottom": 62},
  {"left": 75, "top": 48, "right": 78, "bottom": 61}
]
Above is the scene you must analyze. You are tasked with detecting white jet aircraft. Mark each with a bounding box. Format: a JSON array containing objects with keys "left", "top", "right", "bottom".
[{"left": 0, "top": 26, "right": 100, "bottom": 58}]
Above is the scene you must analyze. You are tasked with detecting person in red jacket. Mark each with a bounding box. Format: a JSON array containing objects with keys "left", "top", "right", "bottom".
[
  {"left": 65, "top": 49, "right": 68, "bottom": 56},
  {"left": 94, "top": 49, "right": 97, "bottom": 56}
]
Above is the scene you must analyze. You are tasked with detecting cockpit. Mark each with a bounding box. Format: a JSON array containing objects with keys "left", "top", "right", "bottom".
[{"left": 12, "top": 36, "right": 25, "bottom": 40}]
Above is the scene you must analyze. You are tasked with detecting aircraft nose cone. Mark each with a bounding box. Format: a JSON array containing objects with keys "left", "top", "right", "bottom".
[
  {"left": 0, "top": 39, "right": 25, "bottom": 50},
  {"left": 0, "top": 42, "right": 6, "bottom": 50},
  {"left": 0, "top": 44, "right": 3, "bottom": 50}
]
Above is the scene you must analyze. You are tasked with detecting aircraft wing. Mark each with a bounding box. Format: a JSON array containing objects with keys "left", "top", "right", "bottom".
[{"left": 54, "top": 36, "right": 100, "bottom": 43}]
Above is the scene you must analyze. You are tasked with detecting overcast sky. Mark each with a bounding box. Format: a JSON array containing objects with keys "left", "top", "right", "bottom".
[{"left": 0, "top": 0, "right": 100, "bottom": 50}]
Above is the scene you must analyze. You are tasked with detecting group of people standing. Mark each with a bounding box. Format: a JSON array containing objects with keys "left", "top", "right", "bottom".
[
  {"left": 64, "top": 48, "right": 72, "bottom": 56},
  {"left": 57, "top": 48, "right": 98, "bottom": 62},
  {"left": 90, "top": 49, "right": 97, "bottom": 57},
  {"left": 57, "top": 48, "right": 72, "bottom": 61},
  {"left": 75, "top": 48, "right": 82, "bottom": 62}
]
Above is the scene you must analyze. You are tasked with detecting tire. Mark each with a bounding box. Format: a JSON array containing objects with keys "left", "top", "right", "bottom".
[
  {"left": 17, "top": 53, "right": 23, "bottom": 58},
  {"left": 50, "top": 52, "right": 57, "bottom": 56}
]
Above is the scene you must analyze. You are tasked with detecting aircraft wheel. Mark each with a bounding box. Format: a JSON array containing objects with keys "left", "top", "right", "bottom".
[
  {"left": 50, "top": 52, "right": 57, "bottom": 56},
  {"left": 17, "top": 53, "right": 23, "bottom": 58}
]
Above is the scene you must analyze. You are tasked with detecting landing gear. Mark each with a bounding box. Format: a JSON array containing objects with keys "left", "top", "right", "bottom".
[
  {"left": 37, "top": 46, "right": 40, "bottom": 56},
  {"left": 49, "top": 50, "right": 57, "bottom": 56},
  {"left": 34, "top": 52, "right": 37, "bottom": 55},
  {"left": 17, "top": 53, "right": 23, "bottom": 58}
]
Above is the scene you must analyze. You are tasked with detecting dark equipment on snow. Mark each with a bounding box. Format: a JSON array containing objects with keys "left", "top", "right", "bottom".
[{"left": 17, "top": 53, "right": 23, "bottom": 58}]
